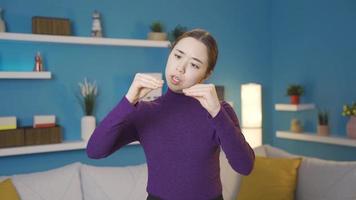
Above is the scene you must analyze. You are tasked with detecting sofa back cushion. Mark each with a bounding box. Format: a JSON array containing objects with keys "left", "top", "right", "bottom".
[
  {"left": 296, "top": 157, "right": 356, "bottom": 200},
  {"left": 11, "top": 162, "right": 82, "bottom": 200},
  {"left": 220, "top": 145, "right": 266, "bottom": 200},
  {"left": 80, "top": 163, "right": 148, "bottom": 200}
]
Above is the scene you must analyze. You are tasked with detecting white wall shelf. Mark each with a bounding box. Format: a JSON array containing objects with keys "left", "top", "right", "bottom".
[
  {"left": 0, "top": 71, "right": 52, "bottom": 79},
  {"left": 276, "top": 131, "right": 356, "bottom": 147},
  {"left": 275, "top": 103, "right": 315, "bottom": 111},
  {"left": 0, "top": 32, "right": 171, "bottom": 48},
  {"left": 0, "top": 140, "right": 139, "bottom": 157}
]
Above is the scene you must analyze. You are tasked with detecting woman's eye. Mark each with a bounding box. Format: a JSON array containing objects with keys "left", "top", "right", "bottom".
[
  {"left": 191, "top": 63, "right": 200, "bottom": 69},
  {"left": 174, "top": 54, "right": 181, "bottom": 59}
]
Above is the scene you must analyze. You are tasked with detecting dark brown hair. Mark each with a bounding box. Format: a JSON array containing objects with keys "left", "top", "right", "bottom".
[{"left": 171, "top": 29, "right": 218, "bottom": 74}]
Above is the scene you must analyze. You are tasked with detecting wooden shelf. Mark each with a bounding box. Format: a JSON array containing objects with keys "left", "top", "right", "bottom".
[
  {"left": 0, "top": 140, "right": 139, "bottom": 157},
  {"left": 276, "top": 131, "right": 356, "bottom": 147},
  {"left": 0, "top": 71, "right": 52, "bottom": 79},
  {"left": 0, "top": 32, "right": 171, "bottom": 48},
  {"left": 275, "top": 103, "right": 315, "bottom": 111}
]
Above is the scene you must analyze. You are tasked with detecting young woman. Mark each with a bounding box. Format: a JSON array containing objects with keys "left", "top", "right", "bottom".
[{"left": 86, "top": 29, "right": 255, "bottom": 200}]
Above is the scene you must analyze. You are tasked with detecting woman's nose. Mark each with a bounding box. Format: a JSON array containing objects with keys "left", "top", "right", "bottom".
[{"left": 176, "top": 59, "right": 188, "bottom": 73}]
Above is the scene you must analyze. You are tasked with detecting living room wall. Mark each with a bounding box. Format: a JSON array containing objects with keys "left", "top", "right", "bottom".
[
  {"left": 271, "top": 0, "right": 356, "bottom": 160},
  {"left": 0, "top": 0, "right": 271, "bottom": 175}
]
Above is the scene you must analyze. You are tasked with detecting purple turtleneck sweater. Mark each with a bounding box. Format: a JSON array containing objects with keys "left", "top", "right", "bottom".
[{"left": 86, "top": 88, "right": 255, "bottom": 200}]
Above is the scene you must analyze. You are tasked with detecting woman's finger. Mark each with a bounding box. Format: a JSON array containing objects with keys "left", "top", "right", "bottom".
[
  {"left": 138, "top": 73, "right": 164, "bottom": 85},
  {"left": 184, "top": 90, "right": 208, "bottom": 97},
  {"left": 183, "top": 84, "right": 213, "bottom": 92},
  {"left": 138, "top": 76, "right": 163, "bottom": 89}
]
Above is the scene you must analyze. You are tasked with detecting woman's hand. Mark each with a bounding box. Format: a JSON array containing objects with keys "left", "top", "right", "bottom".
[
  {"left": 183, "top": 84, "right": 221, "bottom": 118},
  {"left": 125, "top": 73, "right": 164, "bottom": 105}
]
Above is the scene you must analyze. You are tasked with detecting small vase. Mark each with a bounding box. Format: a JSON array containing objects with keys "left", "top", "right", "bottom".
[
  {"left": 290, "top": 95, "right": 300, "bottom": 104},
  {"left": 317, "top": 125, "right": 329, "bottom": 136},
  {"left": 147, "top": 32, "right": 167, "bottom": 41},
  {"left": 0, "top": 8, "right": 6, "bottom": 32},
  {"left": 81, "top": 116, "right": 96, "bottom": 141},
  {"left": 346, "top": 116, "right": 356, "bottom": 139},
  {"left": 290, "top": 118, "right": 303, "bottom": 133}
]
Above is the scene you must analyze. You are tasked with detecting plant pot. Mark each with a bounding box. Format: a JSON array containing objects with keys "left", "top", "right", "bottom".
[
  {"left": 317, "top": 125, "right": 329, "bottom": 136},
  {"left": 346, "top": 116, "right": 356, "bottom": 139},
  {"left": 147, "top": 32, "right": 167, "bottom": 41},
  {"left": 81, "top": 116, "right": 96, "bottom": 141},
  {"left": 290, "top": 95, "right": 300, "bottom": 105}
]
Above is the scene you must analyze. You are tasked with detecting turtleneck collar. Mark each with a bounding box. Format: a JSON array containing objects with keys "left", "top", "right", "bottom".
[{"left": 162, "top": 87, "right": 192, "bottom": 102}]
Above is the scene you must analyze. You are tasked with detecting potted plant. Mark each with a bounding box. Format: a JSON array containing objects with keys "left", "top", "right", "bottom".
[
  {"left": 317, "top": 109, "right": 329, "bottom": 136},
  {"left": 286, "top": 84, "right": 304, "bottom": 104},
  {"left": 342, "top": 101, "right": 356, "bottom": 139},
  {"left": 0, "top": 8, "right": 6, "bottom": 32},
  {"left": 77, "top": 78, "right": 98, "bottom": 141},
  {"left": 147, "top": 21, "right": 167, "bottom": 41},
  {"left": 169, "top": 24, "right": 187, "bottom": 43}
]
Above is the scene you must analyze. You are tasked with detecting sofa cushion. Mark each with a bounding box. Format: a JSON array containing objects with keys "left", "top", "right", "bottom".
[
  {"left": 237, "top": 156, "right": 301, "bottom": 200},
  {"left": 11, "top": 162, "right": 82, "bottom": 200},
  {"left": 296, "top": 157, "right": 356, "bottom": 200},
  {"left": 220, "top": 145, "right": 266, "bottom": 200},
  {"left": 264, "top": 144, "right": 299, "bottom": 158},
  {"left": 0, "top": 176, "right": 9, "bottom": 182},
  {"left": 80, "top": 163, "right": 148, "bottom": 200},
  {"left": 0, "top": 179, "right": 21, "bottom": 200}
]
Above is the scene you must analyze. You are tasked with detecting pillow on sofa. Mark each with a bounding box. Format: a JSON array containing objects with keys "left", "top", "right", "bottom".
[
  {"left": 80, "top": 163, "right": 148, "bottom": 200},
  {"left": 264, "top": 144, "right": 299, "bottom": 158},
  {"left": 296, "top": 157, "right": 356, "bottom": 200},
  {"left": 12, "top": 162, "right": 82, "bottom": 200},
  {"left": 237, "top": 156, "right": 301, "bottom": 200},
  {"left": 220, "top": 145, "right": 266, "bottom": 200},
  {"left": 0, "top": 176, "right": 9, "bottom": 182},
  {"left": 0, "top": 178, "right": 20, "bottom": 200}
]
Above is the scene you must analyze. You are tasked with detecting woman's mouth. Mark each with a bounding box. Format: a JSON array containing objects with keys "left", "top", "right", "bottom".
[{"left": 171, "top": 75, "right": 181, "bottom": 85}]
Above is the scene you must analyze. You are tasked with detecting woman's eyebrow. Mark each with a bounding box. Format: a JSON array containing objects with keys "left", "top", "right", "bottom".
[{"left": 175, "top": 49, "right": 203, "bottom": 64}]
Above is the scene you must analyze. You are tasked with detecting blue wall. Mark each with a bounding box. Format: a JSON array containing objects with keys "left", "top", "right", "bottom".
[
  {"left": 3, "top": 0, "right": 355, "bottom": 176},
  {"left": 0, "top": 0, "right": 271, "bottom": 175},
  {"left": 271, "top": 0, "right": 356, "bottom": 160}
]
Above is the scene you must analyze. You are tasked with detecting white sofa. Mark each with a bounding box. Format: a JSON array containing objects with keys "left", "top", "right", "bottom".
[{"left": 1, "top": 145, "right": 356, "bottom": 200}]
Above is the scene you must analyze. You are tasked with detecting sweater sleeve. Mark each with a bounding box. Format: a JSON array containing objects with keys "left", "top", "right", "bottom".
[
  {"left": 86, "top": 96, "right": 139, "bottom": 159},
  {"left": 209, "top": 101, "right": 255, "bottom": 175}
]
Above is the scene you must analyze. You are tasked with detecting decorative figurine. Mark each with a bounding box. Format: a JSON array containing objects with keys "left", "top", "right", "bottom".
[
  {"left": 91, "top": 10, "right": 103, "bottom": 37},
  {"left": 33, "top": 51, "right": 43, "bottom": 72},
  {"left": 290, "top": 118, "right": 303, "bottom": 133},
  {"left": 0, "top": 8, "right": 6, "bottom": 32}
]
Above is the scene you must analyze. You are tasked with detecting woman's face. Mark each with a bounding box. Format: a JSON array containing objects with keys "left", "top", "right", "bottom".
[{"left": 165, "top": 37, "right": 210, "bottom": 93}]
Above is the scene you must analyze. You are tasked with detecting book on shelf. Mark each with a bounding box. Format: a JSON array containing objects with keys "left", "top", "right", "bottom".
[
  {"left": 0, "top": 116, "right": 17, "bottom": 130},
  {"left": 33, "top": 115, "right": 56, "bottom": 128}
]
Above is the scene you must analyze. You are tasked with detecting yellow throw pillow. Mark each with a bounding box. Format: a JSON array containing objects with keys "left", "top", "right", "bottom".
[
  {"left": 0, "top": 178, "right": 21, "bottom": 200},
  {"left": 237, "top": 156, "right": 301, "bottom": 200}
]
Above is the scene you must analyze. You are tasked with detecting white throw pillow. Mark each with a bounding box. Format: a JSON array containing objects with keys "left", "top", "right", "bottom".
[
  {"left": 80, "top": 163, "right": 148, "bottom": 200},
  {"left": 297, "top": 157, "right": 356, "bottom": 200},
  {"left": 220, "top": 145, "right": 266, "bottom": 200},
  {"left": 12, "top": 162, "right": 82, "bottom": 200}
]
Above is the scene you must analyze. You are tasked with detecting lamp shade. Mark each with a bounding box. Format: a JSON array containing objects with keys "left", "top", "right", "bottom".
[{"left": 241, "top": 83, "right": 262, "bottom": 128}]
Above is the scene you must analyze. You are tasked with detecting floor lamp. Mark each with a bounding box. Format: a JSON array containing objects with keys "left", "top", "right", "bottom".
[{"left": 241, "top": 83, "right": 262, "bottom": 148}]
